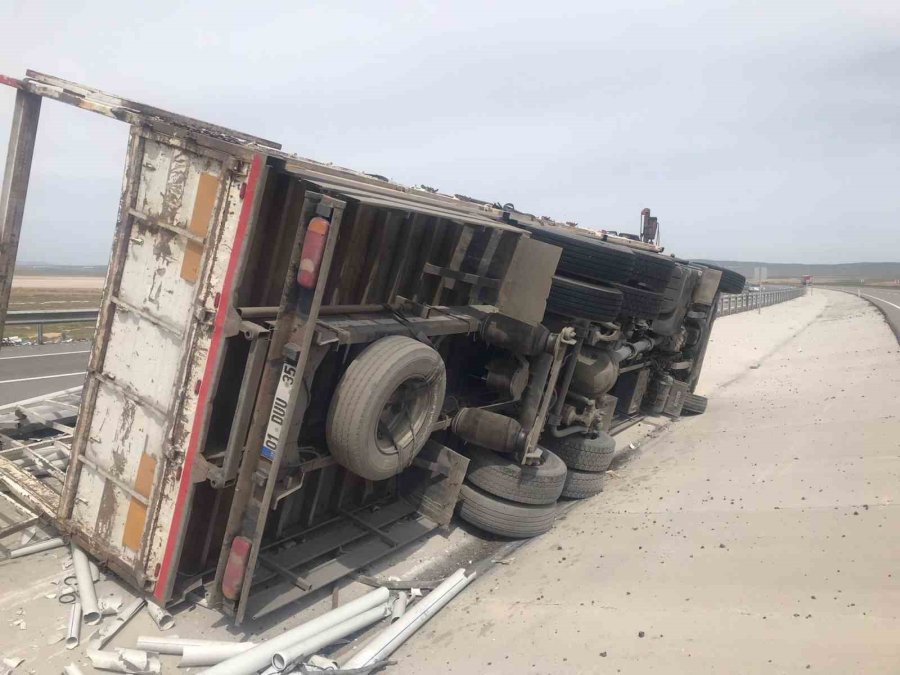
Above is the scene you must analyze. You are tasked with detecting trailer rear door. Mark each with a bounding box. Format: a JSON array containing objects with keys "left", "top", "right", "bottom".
[{"left": 59, "top": 127, "right": 262, "bottom": 594}]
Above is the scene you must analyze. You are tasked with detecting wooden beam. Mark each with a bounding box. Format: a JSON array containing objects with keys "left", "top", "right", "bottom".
[{"left": 0, "top": 90, "right": 41, "bottom": 346}]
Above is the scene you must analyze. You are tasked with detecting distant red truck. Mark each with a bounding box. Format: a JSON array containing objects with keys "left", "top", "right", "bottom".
[{"left": 801, "top": 275, "right": 813, "bottom": 286}]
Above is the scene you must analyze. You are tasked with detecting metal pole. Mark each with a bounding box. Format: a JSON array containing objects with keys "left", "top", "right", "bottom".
[{"left": 0, "top": 89, "right": 42, "bottom": 348}]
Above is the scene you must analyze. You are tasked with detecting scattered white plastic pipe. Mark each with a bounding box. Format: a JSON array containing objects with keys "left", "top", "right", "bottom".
[
  {"left": 88, "top": 598, "right": 145, "bottom": 650},
  {"left": 86, "top": 648, "right": 160, "bottom": 674},
  {"left": 70, "top": 545, "right": 101, "bottom": 625},
  {"left": 343, "top": 569, "right": 475, "bottom": 669},
  {"left": 58, "top": 585, "right": 77, "bottom": 604},
  {"left": 271, "top": 605, "right": 389, "bottom": 671},
  {"left": 62, "top": 664, "right": 86, "bottom": 675},
  {"left": 65, "top": 602, "right": 82, "bottom": 650},
  {"left": 390, "top": 592, "right": 408, "bottom": 623},
  {"left": 145, "top": 602, "right": 175, "bottom": 631},
  {"left": 9, "top": 537, "right": 65, "bottom": 558},
  {"left": 180, "top": 643, "right": 257, "bottom": 668},
  {"left": 135, "top": 637, "right": 254, "bottom": 656},
  {"left": 199, "top": 586, "right": 390, "bottom": 675}
]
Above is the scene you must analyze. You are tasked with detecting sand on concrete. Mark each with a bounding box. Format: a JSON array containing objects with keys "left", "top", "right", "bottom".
[
  {"left": 11, "top": 276, "right": 105, "bottom": 289},
  {"left": 387, "top": 289, "right": 900, "bottom": 674},
  {"left": 3, "top": 290, "right": 897, "bottom": 674}
]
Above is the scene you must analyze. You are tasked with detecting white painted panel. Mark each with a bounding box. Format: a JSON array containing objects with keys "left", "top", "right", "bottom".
[
  {"left": 122, "top": 139, "right": 223, "bottom": 326},
  {"left": 71, "top": 382, "right": 167, "bottom": 564},
  {"left": 102, "top": 309, "right": 182, "bottom": 412}
]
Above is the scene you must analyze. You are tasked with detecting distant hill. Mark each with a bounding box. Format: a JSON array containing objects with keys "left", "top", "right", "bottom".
[
  {"left": 15, "top": 263, "right": 107, "bottom": 277},
  {"left": 700, "top": 260, "right": 900, "bottom": 282}
]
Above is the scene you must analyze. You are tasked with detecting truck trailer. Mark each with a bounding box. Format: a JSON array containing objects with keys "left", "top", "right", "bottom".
[{"left": 0, "top": 71, "right": 745, "bottom": 623}]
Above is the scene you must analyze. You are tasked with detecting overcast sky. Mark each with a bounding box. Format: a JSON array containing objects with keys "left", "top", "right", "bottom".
[{"left": 2, "top": 0, "right": 898, "bottom": 265}]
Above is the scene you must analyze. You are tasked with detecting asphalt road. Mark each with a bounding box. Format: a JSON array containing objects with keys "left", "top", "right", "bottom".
[
  {"left": 0, "top": 342, "right": 89, "bottom": 406},
  {"left": 821, "top": 285, "right": 900, "bottom": 337}
]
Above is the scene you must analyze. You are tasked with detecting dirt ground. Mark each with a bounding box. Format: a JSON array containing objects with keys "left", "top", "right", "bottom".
[
  {"left": 5, "top": 279, "right": 103, "bottom": 343},
  {"left": 11, "top": 276, "right": 105, "bottom": 290},
  {"left": 390, "top": 289, "right": 900, "bottom": 674},
  {"left": 2, "top": 290, "right": 897, "bottom": 673}
]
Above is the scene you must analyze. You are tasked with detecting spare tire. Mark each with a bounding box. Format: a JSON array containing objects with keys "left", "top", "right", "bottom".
[
  {"left": 465, "top": 445, "right": 566, "bottom": 505},
  {"left": 519, "top": 224, "right": 635, "bottom": 284},
  {"left": 542, "top": 432, "right": 615, "bottom": 472},
  {"left": 458, "top": 483, "right": 557, "bottom": 538},
  {"left": 561, "top": 468, "right": 605, "bottom": 499},
  {"left": 681, "top": 392, "right": 708, "bottom": 415},
  {"left": 327, "top": 336, "right": 445, "bottom": 481},
  {"left": 547, "top": 276, "right": 623, "bottom": 322},
  {"left": 630, "top": 249, "right": 677, "bottom": 292},
  {"left": 691, "top": 262, "right": 746, "bottom": 294},
  {"left": 608, "top": 282, "right": 664, "bottom": 319}
]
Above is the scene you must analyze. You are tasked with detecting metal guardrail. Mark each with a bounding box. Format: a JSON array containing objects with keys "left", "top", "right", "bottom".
[
  {"left": 716, "top": 287, "right": 805, "bottom": 317},
  {"left": 3, "top": 288, "right": 803, "bottom": 344},
  {"left": 5, "top": 308, "right": 99, "bottom": 344}
]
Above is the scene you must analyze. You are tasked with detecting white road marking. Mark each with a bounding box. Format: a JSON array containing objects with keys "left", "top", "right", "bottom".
[
  {"left": 0, "top": 349, "right": 90, "bottom": 361},
  {"left": 862, "top": 294, "right": 900, "bottom": 311},
  {"left": 0, "top": 372, "right": 85, "bottom": 385}
]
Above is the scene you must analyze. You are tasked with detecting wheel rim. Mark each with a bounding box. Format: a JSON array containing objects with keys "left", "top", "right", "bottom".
[{"left": 375, "top": 376, "right": 430, "bottom": 453}]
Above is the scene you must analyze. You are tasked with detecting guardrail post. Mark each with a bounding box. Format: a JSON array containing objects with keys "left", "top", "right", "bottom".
[{"left": 36, "top": 323, "right": 43, "bottom": 345}]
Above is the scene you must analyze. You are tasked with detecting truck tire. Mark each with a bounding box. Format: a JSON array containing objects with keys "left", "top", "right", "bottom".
[
  {"left": 547, "top": 276, "right": 623, "bottom": 322},
  {"left": 629, "top": 249, "right": 677, "bottom": 292},
  {"left": 458, "top": 484, "right": 557, "bottom": 538},
  {"left": 465, "top": 445, "right": 567, "bottom": 505},
  {"left": 692, "top": 262, "right": 746, "bottom": 294},
  {"left": 542, "top": 432, "right": 615, "bottom": 472},
  {"left": 681, "top": 392, "right": 708, "bottom": 415},
  {"left": 519, "top": 225, "right": 635, "bottom": 284},
  {"left": 327, "top": 336, "right": 445, "bottom": 481},
  {"left": 608, "top": 282, "right": 664, "bottom": 319},
  {"left": 561, "top": 468, "right": 604, "bottom": 499}
]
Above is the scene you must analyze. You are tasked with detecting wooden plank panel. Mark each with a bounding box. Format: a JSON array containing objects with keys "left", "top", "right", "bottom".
[
  {"left": 180, "top": 172, "right": 219, "bottom": 282},
  {"left": 122, "top": 452, "right": 157, "bottom": 551},
  {"left": 0, "top": 90, "right": 41, "bottom": 344}
]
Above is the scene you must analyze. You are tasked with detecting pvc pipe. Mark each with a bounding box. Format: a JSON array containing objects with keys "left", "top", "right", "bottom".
[
  {"left": 8, "top": 536, "right": 65, "bottom": 558},
  {"left": 65, "top": 602, "right": 82, "bottom": 649},
  {"left": 88, "top": 598, "right": 145, "bottom": 650},
  {"left": 58, "top": 585, "right": 77, "bottom": 604},
  {"left": 390, "top": 592, "right": 408, "bottom": 623},
  {"left": 180, "top": 643, "right": 257, "bottom": 668},
  {"left": 62, "top": 665, "right": 86, "bottom": 675},
  {"left": 343, "top": 569, "right": 475, "bottom": 669},
  {"left": 86, "top": 648, "right": 160, "bottom": 673},
  {"left": 271, "top": 605, "right": 389, "bottom": 671},
  {"left": 199, "top": 586, "right": 390, "bottom": 675},
  {"left": 145, "top": 601, "right": 175, "bottom": 630},
  {"left": 70, "top": 545, "right": 101, "bottom": 624},
  {"left": 135, "top": 636, "right": 254, "bottom": 656}
]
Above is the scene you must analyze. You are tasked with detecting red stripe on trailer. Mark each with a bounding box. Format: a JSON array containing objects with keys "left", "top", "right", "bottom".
[
  {"left": 0, "top": 75, "right": 24, "bottom": 89},
  {"left": 154, "top": 154, "right": 264, "bottom": 602}
]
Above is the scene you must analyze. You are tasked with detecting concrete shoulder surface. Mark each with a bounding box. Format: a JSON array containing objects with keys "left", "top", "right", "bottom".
[{"left": 391, "top": 290, "right": 900, "bottom": 674}]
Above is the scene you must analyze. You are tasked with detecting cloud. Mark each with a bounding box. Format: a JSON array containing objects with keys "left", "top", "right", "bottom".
[{"left": 1, "top": 0, "right": 898, "bottom": 264}]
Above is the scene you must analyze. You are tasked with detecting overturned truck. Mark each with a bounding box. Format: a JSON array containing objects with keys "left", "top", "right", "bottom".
[{"left": 0, "top": 72, "right": 745, "bottom": 623}]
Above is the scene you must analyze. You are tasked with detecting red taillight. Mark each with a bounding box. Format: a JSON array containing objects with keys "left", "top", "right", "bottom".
[
  {"left": 222, "top": 536, "right": 251, "bottom": 601},
  {"left": 297, "top": 216, "right": 329, "bottom": 289}
]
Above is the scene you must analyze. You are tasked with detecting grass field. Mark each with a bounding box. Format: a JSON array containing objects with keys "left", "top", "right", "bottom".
[{"left": 5, "top": 282, "right": 103, "bottom": 343}]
